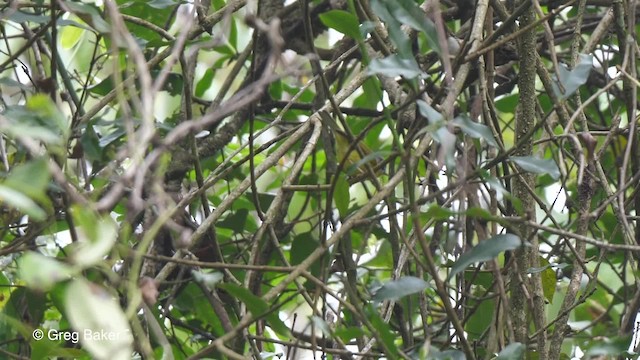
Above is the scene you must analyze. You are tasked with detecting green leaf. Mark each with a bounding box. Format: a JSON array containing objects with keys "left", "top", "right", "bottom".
[
  {"left": 0, "top": 185, "right": 47, "bottom": 221},
  {"left": 6, "top": 11, "right": 50, "bottom": 24},
  {"left": 465, "top": 207, "right": 498, "bottom": 222},
  {"left": 319, "top": 10, "right": 362, "bottom": 40},
  {"left": 364, "top": 304, "right": 399, "bottom": 358},
  {"left": 448, "top": 234, "right": 523, "bottom": 280},
  {"left": 385, "top": 0, "right": 441, "bottom": 54},
  {"left": 335, "top": 326, "right": 365, "bottom": 343},
  {"left": 311, "top": 316, "right": 332, "bottom": 337},
  {"left": 417, "top": 100, "right": 444, "bottom": 124},
  {"left": 64, "top": 2, "right": 111, "bottom": 33},
  {"left": 218, "top": 284, "right": 290, "bottom": 336},
  {"left": 510, "top": 156, "right": 560, "bottom": 180},
  {"left": 423, "top": 204, "right": 455, "bottom": 221},
  {"left": 64, "top": 279, "right": 133, "bottom": 360},
  {"left": 425, "top": 346, "right": 465, "bottom": 360},
  {"left": 584, "top": 335, "right": 633, "bottom": 358},
  {"left": 0, "top": 96, "right": 69, "bottom": 147},
  {"left": 452, "top": 115, "right": 498, "bottom": 147},
  {"left": 369, "top": 0, "right": 411, "bottom": 57},
  {"left": 69, "top": 210, "right": 118, "bottom": 268},
  {"left": 530, "top": 257, "right": 556, "bottom": 304},
  {"left": 191, "top": 270, "right": 224, "bottom": 289},
  {"left": 465, "top": 294, "right": 495, "bottom": 340},
  {"left": 80, "top": 125, "right": 103, "bottom": 161},
  {"left": 495, "top": 343, "right": 525, "bottom": 359},
  {"left": 148, "top": 0, "right": 179, "bottom": 9},
  {"left": 0, "top": 273, "right": 10, "bottom": 310},
  {"left": 26, "top": 94, "right": 70, "bottom": 142},
  {"left": 173, "top": 283, "right": 221, "bottom": 331},
  {"left": 368, "top": 55, "right": 423, "bottom": 79},
  {"left": 60, "top": 25, "right": 84, "bottom": 49},
  {"left": 195, "top": 68, "right": 215, "bottom": 97},
  {"left": 18, "top": 252, "right": 76, "bottom": 291},
  {"left": 0, "top": 77, "right": 33, "bottom": 91},
  {"left": 372, "top": 276, "right": 429, "bottom": 302},
  {"left": 334, "top": 175, "right": 350, "bottom": 218},
  {"left": 290, "top": 232, "right": 324, "bottom": 288},
  {"left": 218, "top": 209, "right": 248, "bottom": 232},
  {"left": 291, "top": 232, "right": 319, "bottom": 267},
  {"left": 553, "top": 54, "right": 593, "bottom": 100},
  {"left": 87, "top": 77, "right": 115, "bottom": 96},
  {"left": 349, "top": 150, "right": 390, "bottom": 174}
]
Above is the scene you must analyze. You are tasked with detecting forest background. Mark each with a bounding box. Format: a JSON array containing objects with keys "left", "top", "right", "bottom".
[{"left": 1, "top": 0, "right": 640, "bottom": 359}]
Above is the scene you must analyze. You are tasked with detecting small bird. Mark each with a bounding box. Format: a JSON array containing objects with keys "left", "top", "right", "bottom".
[{"left": 333, "top": 129, "right": 383, "bottom": 177}]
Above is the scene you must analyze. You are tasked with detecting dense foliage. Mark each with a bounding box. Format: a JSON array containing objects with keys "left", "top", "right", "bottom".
[{"left": 1, "top": 0, "right": 639, "bottom": 359}]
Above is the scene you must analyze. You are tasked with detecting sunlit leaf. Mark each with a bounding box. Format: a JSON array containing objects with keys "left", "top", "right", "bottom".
[
  {"left": 64, "top": 279, "right": 133, "bottom": 360},
  {"left": 0, "top": 186, "right": 46, "bottom": 220},
  {"left": 18, "top": 253, "right": 75, "bottom": 291},
  {"left": 26, "top": 94, "right": 69, "bottom": 142},
  {"left": 0, "top": 157, "right": 51, "bottom": 209},
  {"left": 60, "top": 25, "right": 84, "bottom": 49},
  {"left": 64, "top": 2, "right": 111, "bottom": 33},
  {"left": 69, "top": 210, "right": 118, "bottom": 268}
]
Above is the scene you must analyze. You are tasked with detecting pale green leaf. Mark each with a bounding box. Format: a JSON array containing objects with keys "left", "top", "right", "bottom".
[
  {"left": 18, "top": 252, "right": 75, "bottom": 291},
  {"left": 372, "top": 276, "right": 429, "bottom": 302},
  {"left": 319, "top": 10, "right": 361, "bottom": 40},
  {"left": 553, "top": 54, "right": 593, "bottom": 100},
  {"left": 495, "top": 343, "right": 525, "bottom": 359},
  {"left": 218, "top": 283, "right": 290, "bottom": 336},
  {"left": 0, "top": 185, "right": 47, "bottom": 221},
  {"left": 448, "top": 234, "right": 523, "bottom": 280},
  {"left": 70, "top": 212, "right": 118, "bottom": 268},
  {"left": 65, "top": 279, "right": 133, "bottom": 360},
  {"left": 510, "top": 156, "right": 560, "bottom": 180},
  {"left": 334, "top": 175, "right": 350, "bottom": 218},
  {"left": 368, "top": 55, "right": 423, "bottom": 79},
  {"left": 452, "top": 115, "right": 498, "bottom": 147}
]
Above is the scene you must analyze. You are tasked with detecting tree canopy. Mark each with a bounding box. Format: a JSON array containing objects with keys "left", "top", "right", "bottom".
[{"left": 1, "top": 0, "right": 639, "bottom": 359}]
